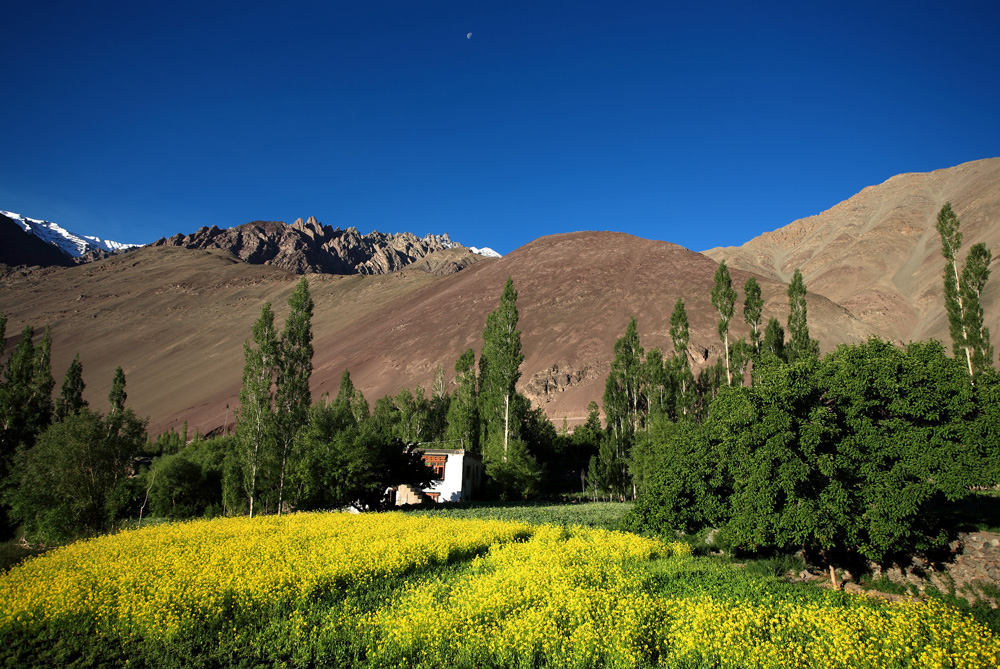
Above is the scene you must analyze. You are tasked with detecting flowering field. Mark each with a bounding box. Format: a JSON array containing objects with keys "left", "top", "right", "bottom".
[{"left": 1, "top": 512, "right": 998, "bottom": 667}]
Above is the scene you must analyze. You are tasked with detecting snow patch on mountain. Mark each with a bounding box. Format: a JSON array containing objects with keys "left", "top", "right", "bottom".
[
  {"left": 420, "top": 233, "right": 502, "bottom": 258},
  {"left": 469, "top": 246, "right": 502, "bottom": 258},
  {"left": 1, "top": 210, "right": 139, "bottom": 258}
]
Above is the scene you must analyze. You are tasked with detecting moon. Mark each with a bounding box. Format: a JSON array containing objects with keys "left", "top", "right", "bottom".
[{"left": 466, "top": 32, "right": 472, "bottom": 39}]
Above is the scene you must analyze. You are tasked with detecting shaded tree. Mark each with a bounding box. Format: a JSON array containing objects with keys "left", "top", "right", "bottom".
[
  {"left": 601, "top": 317, "right": 644, "bottom": 499},
  {"left": 5, "top": 369, "right": 146, "bottom": 544},
  {"left": 54, "top": 354, "right": 88, "bottom": 421},
  {"left": 762, "top": 317, "right": 786, "bottom": 362},
  {"left": 446, "top": 349, "right": 479, "bottom": 451}
]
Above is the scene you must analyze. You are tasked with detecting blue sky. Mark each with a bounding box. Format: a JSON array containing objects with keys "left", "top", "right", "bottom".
[{"left": 2, "top": 1, "right": 998, "bottom": 255}]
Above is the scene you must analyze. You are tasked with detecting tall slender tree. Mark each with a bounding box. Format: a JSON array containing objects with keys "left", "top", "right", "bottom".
[
  {"left": 743, "top": 276, "right": 764, "bottom": 355},
  {"left": 601, "top": 317, "right": 644, "bottom": 498},
  {"left": 961, "top": 242, "right": 994, "bottom": 376},
  {"left": 711, "top": 261, "right": 737, "bottom": 385},
  {"left": 669, "top": 298, "right": 695, "bottom": 417},
  {"left": 1, "top": 325, "right": 55, "bottom": 461},
  {"left": 478, "top": 277, "right": 523, "bottom": 458},
  {"left": 274, "top": 278, "right": 314, "bottom": 514},
  {"left": 937, "top": 203, "right": 994, "bottom": 380},
  {"left": 446, "top": 349, "right": 479, "bottom": 451},
  {"left": 55, "top": 354, "right": 87, "bottom": 421},
  {"left": 938, "top": 202, "right": 973, "bottom": 377},
  {"left": 786, "top": 269, "right": 819, "bottom": 363},
  {"left": 235, "top": 302, "right": 279, "bottom": 518}
]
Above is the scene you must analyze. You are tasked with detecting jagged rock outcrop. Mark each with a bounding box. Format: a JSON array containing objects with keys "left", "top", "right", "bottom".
[
  {"left": 152, "top": 217, "right": 478, "bottom": 275},
  {"left": 525, "top": 364, "right": 595, "bottom": 405}
]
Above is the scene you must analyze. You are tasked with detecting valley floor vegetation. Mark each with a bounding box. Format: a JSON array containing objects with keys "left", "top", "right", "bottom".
[
  {"left": 0, "top": 202, "right": 998, "bottom": 665},
  {"left": 2, "top": 511, "right": 999, "bottom": 668}
]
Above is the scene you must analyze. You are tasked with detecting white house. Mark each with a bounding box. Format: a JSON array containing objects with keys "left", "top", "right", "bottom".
[{"left": 395, "top": 448, "right": 482, "bottom": 505}]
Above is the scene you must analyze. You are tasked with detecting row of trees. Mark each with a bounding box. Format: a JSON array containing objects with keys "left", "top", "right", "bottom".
[
  {"left": 622, "top": 202, "right": 997, "bottom": 573},
  {"left": 0, "top": 312, "right": 147, "bottom": 543},
  {"left": 155, "top": 275, "right": 605, "bottom": 518},
  {"left": 593, "top": 261, "right": 821, "bottom": 501}
]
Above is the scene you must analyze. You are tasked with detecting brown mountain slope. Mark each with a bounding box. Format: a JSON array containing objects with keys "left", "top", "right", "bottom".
[
  {"left": 0, "top": 233, "right": 874, "bottom": 438},
  {"left": 704, "top": 158, "right": 1000, "bottom": 351}
]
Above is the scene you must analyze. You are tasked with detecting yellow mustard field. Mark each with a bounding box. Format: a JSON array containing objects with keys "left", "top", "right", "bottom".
[{"left": 1, "top": 512, "right": 998, "bottom": 668}]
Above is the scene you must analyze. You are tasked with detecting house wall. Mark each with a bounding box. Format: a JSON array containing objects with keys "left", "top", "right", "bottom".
[{"left": 425, "top": 453, "right": 467, "bottom": 502}]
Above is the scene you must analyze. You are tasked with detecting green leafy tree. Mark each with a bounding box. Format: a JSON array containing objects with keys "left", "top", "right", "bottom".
[
  {"left": 712, "top": 357, "right": 840, "bottom": 561},
  {"left": 938, "top": 202, "right": 974, "bottom": 376},
  {"left": 937, "top": 203, "right": 995, "bottom": 380},
  {"left": 288, "top": 401, "right": 434, "bottom": 511},
  {"left": 479, "top": 277, "right": 524, "bottom": 467},
  {"left": 711, "top": 261, "right": 738, "bottom": 385},
  {"left": 234, "top": 302, "right": 279, "bottom": 518},
  {"left": 446, "top": 349, "right": 479, "bottom": 451},
  {"left": 669, "top": 299, "right": 696, "bottom": 418},
  {"left": 54, "top": 354, "right": 88, "bottom": 421},
  {"left": 5, "top": 370, "right": 146, "bottom": 544},
  {"left": 623, "top": 418, "right": 725, "bottom": 534},
  {"left": 1, "top": 325, "right": 56, "bottom": 472},
  {"left": 743, "top": 276, "right": 764, "bottom": 355},
  {"left": 601, "top": 317, "right": 644, "bottom": 499},
  {"left": 642, "top": 347, "right": 670, "bottom": 416},
  {"left": 274, "top": 278, "right": 314, "bottom": 514},
  {"left": 762, "top": 317, "right": 786, "bottom": 362},
  {"left": 785, "top": 269, "right": 819, "bottom": 363},
  {"left": 961, "top": 242, "right": 994, "bottom": 377}
]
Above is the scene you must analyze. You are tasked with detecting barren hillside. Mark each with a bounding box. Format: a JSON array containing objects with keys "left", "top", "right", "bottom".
[
  {"left": 0, "top": 233, "right": 874, "bottom": 437},
  {"left": 705, "top": 158, "right": 1000, "bottom": 349}
]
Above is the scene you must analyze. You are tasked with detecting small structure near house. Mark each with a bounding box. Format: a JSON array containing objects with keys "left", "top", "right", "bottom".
[{"left": 396, "top": 448, "right": 482, "bottom": 505}]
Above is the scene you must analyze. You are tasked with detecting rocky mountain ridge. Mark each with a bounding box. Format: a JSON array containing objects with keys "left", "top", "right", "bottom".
[{"left": 152, "top": 216, "right": 488, "bottom": 275}]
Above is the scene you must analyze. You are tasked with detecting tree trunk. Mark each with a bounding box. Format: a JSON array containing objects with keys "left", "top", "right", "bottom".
[
  {"left": 829, "top": 564, "right": 838, "bottom": 590},
  {"left": 503, "top": 394, "right": 509, "bottom": 461},
  {"left": 724, "top": 331, "right": 732, "bottom": 386},
  {"left": 952, "top": 258, "right": 975, "bottom": 378},
  {"left": 277, "top": 450, "right": 287, "bottom": 516}
]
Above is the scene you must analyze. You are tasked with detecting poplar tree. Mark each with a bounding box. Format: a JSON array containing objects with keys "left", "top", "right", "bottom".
[
  {"left": 236, "top": 302, "right": 279, "bottom": 518},
  {"left": 962, "top": 243, "right": 994, "bottom": 376},
  {"left": 669, "top": 298, "right": 695, "bottom": 417},
  {"left": 478, "top": 277, "right": 523, "bottom": 458},
  {"left": 786, "top": 269, "right": 819, "bottom": 363},
  {"left": 711, "top": 261, "right": 737, "bottom": 385},
  {"left": 762, "top": 317, "right": 786, "bottom": 361},
  {"left": 601, "top": 317, "right": 644, "bottom": 498},
  {"left": 743, "top": 276, "right": 764, "bottom": 354},
  {"left": 1, "top": 325, "right": 55, "bottom": 460},
  {"left": 55, "top": 354, "right": 88, "bottom": 421},
  {"left": 446, "top": 349, "right": 479, "bottom": 451},
  {"left": 937, "top": 203, "right": 994, "bottom": 380},
  {"left": 275, "top": 278, "right": 314, "bottom": 514}
]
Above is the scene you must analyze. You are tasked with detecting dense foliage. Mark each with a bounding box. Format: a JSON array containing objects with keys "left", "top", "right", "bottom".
[{"left": 626, "top": 339, "right": 1000, "bottom": 568}]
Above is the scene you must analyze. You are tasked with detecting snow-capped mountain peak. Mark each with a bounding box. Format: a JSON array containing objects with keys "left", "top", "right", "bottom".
[
  {"left": 1, "top": 210, "right": 138, "bottom": 258},
  {"left": 469, "top": 246, "right": 501, "bottom": 258},
  {"left": 420, "top": 233, "right": 502, "bottom": 258}
]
